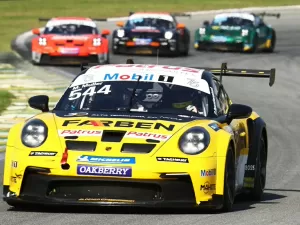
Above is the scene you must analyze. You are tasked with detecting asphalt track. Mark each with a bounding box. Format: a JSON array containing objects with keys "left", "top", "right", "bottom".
[{"left": 2, "top": 8, "right": 300, "bottom": 225}]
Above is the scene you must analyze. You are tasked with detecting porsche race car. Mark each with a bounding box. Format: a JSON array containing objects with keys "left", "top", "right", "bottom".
[
  {"left": 31, "top": 17, "right": 111, "bottom": 65},
  {"left": 3, "top": 60, "right": 275, "bottom": 212},
  {"left": 194, "top": 12, "right": 280, "bottom": 53},
  {"left": 112, "top": 12, "right": 191, "bottom": 56}
]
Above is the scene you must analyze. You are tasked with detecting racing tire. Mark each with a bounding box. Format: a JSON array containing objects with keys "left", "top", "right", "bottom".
[
  {"left": 182, "top": 42, "right": 190, "bottom": 56},
  {"left": 249, "top": 136, "right": 267, "bottom": 200},
  {"left": 249, "top": 34, "right": 258, "bottom": 53},
  {"left": 219, "top": 145, "right": 236, "bottom": 212},
  {"left": 105, "top": 51, "right": 110, "bottom": 64},
  {"left": 264, "top": 31, "right": 276, "bottom": 53},
  {"left": 31, "top": 60, "right": 40, "bottom": 66}
]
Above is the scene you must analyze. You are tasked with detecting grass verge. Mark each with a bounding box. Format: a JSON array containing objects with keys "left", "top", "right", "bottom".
[
  {"left": 0, "top": 90, "right": 15, "bottom": 114},
  {"left": 0, "top": 0, "right": 299, "bottom": 51}
]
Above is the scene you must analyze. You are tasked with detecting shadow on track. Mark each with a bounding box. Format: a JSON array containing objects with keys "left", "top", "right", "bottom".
[
  {"left": 7, "top": 191, "right": 286, "bottom": 215},
  {"left": 265, "top": 188, "right": 300, "bottom": 193}
]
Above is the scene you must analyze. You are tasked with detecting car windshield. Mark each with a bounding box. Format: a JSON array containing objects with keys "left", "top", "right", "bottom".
[
  {"left": 125, "top": 17, "right": 175, "bottom": 29},
  {"left": 212, "top": 16, "right": 254, "bottom": 26},
  {"left": 54, "top": 80, "right": 213, "bottom": 118},
  {"left": 44, "top": 24, "right": 98, "bottom": 35}
]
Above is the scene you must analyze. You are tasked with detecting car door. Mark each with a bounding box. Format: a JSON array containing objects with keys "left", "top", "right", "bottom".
[{"left": 213, "top": 79, "right": 248, "bottom": 190}]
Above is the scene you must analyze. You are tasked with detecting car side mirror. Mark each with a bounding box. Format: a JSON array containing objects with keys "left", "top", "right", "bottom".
[
  {"left": 101, "top": 29, "right": 110, "bottom": 36},
  {"left": 226, "top": 104, "right": 252, "bottom": 124},
  {"left": 203, "top": 20, "right": 210, "bottom": 26},
  {"left": 116, "top": 21, "right": 124, "bottom": 27},
  {"left": 176, "top": 23, "right": 185, "bottom": 29},
  {"left": 28, "top": 95, "right": 49, "bottom": 112},
  {"left": 32, "top": 28, "right": 41, "bottom": 35}
]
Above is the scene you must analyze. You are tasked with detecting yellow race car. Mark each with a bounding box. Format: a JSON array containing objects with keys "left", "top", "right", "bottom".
[{"left": 2, "top": 60, "right": 275, "bottom": 212}]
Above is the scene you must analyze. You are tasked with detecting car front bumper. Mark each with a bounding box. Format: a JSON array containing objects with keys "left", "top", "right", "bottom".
[{"left": 3, "top": 166, "right": 224, "bottom": 209}]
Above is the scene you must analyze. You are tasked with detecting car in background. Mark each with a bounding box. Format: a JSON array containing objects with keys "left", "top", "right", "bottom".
[
  {"left": 31, "top": 17, "right": 110, "bottom": 65},
  {"left": 194, "top": 12, "right": 280, "bottom": 53},
  {"left": 112, "top": 12, "right": 191, "bottom": 56}
]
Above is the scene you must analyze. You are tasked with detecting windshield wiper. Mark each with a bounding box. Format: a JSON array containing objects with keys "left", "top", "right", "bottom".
[{"left": 127, "top": 75, "right": 142, "bottom": 112}]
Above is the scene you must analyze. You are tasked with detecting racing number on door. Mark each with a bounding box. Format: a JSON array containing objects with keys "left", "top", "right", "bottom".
[{"left": 68, "top": 85, "right": 112, "bottom": 100}]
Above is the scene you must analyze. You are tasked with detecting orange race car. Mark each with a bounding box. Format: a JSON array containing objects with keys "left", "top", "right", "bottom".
[{"left": 31, "top": 17, "right": 110, "bottom": 65}]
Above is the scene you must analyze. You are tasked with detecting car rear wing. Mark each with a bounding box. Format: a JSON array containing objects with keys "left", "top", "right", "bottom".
[
  {"left": 193, "top": 63, "right": 276, "bottom": 86},
  {"left": 171, "top": 12, "right": 192, "bottom": 18},
  {"left": 128, "top": 11, "right": 191, "bottom": 18},
  {"left": 38, "top": 18, "right": 109, "bottom": 22},
  {"left": 255, "top": 12, "right": 280, "bottom": 18},
  {"left": 80, "top": 61, "right": 275, "bottom": 86},
  {"left": 80, "top": 59, "right": 134, "bottom": 71}
]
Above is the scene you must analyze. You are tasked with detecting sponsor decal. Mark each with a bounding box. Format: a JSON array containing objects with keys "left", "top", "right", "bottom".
[
  {"left": 91, "top": 65, "right": 201, "bottom": 74},
  {"left": 245, "top": 165, "right": 255, "bottom": 171},
  {"left": 125, "top": 131, "right": 170, "bottom": 140},
  {"left": 62, "top": 120, "right": 175, "bottom": 131},
  {"left": 211, "top": 36, "right": 227, "bottom": 43},
  {"left": 186, "top": 78, "right": 200, "bottom": 88},
  {"left": 208, "top": 123, "right": 220, "bottom": 131},
  {"left": 51, "top": 35, "right": 91, "bottom": 40},
  {"left": 47, "top": 20, "right": 96, "bottom": 28},
  {"left": 11, "top": 173, "right": 22, "bottom": 183},
  {"left": 11, "top": 161, "right": 18, "bottom": 168},
  {"left": 158, "top": 75, "right": 174, "bottom": 83},
  {"left": 200, "top": 169, "right": 216, "bottom": 177},
  {"left": 77, "top": 165, "right": 132, "bottom": 177},
  {"left": 59, "top": 47, "right": 79, "bottom": 55},
  {"left": 210, "top": 87, "right": 217, "bottom": 115},
  {"left": 134, "top": 38, "right": 152, "bottom": 45},
  {"left": 58, "top": 129, "right": 102, "bottom": 136},
  {"left": 200, "top": 181, "right": 216, "bottom": 194},
  {"left": 29, "top": 151, "right": 57, "bottom": 156},
  {"left": 156, "top": 157, "right": 189, "bottom": 163},
  {"left": 77, "top": 156, "right": 135, "bottom": 164},
  {"left": 104, "top": 73, "right": 154, "bottom": 81}
]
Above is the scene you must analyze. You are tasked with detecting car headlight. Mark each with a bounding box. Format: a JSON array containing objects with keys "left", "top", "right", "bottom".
[
  {"left": 164, "top": 31, "right": 173, "bottom": 40},
  {"left": 93, "top": 38, "right": 101, "bottom": 46},
  {"left": 117, "top": 29, "right": 125, "bottom": 38},
  {"left": 179, "top": 127, "right": 210, "bottom": 155},
  {"left": 21, "top": 119, "right": 48, "bottom": 148},
  {"left": 241, "top": 29, "right": 249, "bottom": 36},
  {"left": 199, "top": 28, "right": 206, "bottom": 35},
  {"left": 38, "top": 37, "right": 47, "bottom": 46}
]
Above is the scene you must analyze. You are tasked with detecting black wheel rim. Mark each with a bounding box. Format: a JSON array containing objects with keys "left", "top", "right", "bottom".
[{"left": 259, "top": 138, "right": 267, "bottom": 190}]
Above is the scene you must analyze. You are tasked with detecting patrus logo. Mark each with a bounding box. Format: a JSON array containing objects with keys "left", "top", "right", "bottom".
[{"left": 77, "top": 165, "right": 132, "bottom": 177}]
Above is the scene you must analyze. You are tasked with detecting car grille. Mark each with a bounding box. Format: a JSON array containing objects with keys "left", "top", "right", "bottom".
[{"left": 47, "top": 180, "right": 162, "bottom": 201}]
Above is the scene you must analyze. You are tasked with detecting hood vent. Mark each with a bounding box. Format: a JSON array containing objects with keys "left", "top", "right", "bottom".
[
  {"left": 66, "top": 140, "right": 96, "bottom": 151},
  {"left": 66, "top": 39, "right": 73, "bottom": 43},
  {"left": 101, "top": 130, "right": 126, "bottom": 142},
  {"left": 121, "top": 143, "right": 156, "bottom": 154}
]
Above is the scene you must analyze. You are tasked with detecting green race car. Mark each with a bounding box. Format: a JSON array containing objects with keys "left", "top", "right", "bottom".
[{"left": 194, "top": 12, "right": 280, "bottom": 53}]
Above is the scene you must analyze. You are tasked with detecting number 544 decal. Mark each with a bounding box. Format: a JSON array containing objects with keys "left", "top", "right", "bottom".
[{"left": 68, "top": 85, "right": 111, "bottom": 100}]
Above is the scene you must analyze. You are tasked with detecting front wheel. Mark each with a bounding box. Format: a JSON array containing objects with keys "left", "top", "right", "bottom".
[
  {"left": 264, "top": 31, "right": 276, "bottom": 53},
  {"left": 219, "top": 145, "right": 236, "bottom": 212}
]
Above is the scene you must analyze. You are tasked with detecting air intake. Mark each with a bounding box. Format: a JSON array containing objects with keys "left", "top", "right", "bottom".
[
  {"left": 66, "top": 140, "right": 96, "bottom": 151},
  {"left": 101, "top": 130, "right": 126, "bottom": 142},
  {"left": 121, "top": 143, "right": 156, "bottom": 154}
]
